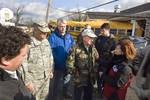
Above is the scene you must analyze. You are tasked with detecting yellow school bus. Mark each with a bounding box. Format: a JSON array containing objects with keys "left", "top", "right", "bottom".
[{"left": 67, "top": 20, "right": 143, "bottom": 40}]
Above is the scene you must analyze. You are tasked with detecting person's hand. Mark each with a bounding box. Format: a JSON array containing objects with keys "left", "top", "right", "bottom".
[
  {"left": 64, "top": 74, "right": 71, "bottom": 84},
  {"left": 99, "top": 72, "right": 103, "bottom": 78},
  {"left": 26, "top": 83, "right": 34, "bottom": 92},
  {"left": 49, "top": 72, "right": 53, "bottom": 79}
]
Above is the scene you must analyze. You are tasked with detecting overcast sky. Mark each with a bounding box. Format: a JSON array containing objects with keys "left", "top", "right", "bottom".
[{"left": 0, "top": 0, "right": 150, "bottom": 23}]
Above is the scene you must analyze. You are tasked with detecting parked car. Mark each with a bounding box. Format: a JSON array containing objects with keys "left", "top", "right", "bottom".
[{"left": 129, "top": 36, "right": 147, "bottom": 49}]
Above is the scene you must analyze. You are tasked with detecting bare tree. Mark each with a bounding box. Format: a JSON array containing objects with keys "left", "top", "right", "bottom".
[
  {"left": 69, "top": 12, "right": 86, "bottom": 21},
  {"left": 68, "top": 7, "right": 86, "bottom": 21},
  {"left": 14, "top": 6, "right": 24, "bottom": 25}
]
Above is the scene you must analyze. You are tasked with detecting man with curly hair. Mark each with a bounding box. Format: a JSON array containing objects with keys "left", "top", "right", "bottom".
[{"left": 0, "top": 25, "right": 35, "bottom": 100}]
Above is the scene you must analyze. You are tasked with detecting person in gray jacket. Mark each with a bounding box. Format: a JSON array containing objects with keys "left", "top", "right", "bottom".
[{"left": 130, "top": 45, "right": 150, "bottom": 100}]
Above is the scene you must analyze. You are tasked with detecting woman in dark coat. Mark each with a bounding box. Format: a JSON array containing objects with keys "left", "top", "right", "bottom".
[{"left": 102, "top": 38, "right": 137, "bottom": 100}]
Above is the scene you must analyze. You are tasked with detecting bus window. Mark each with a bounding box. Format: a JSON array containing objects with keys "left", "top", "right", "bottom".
[
  {"left": 95, "top": 28, "right": 100, "bottom": 34},
  {"left": 110, "top": 29, "right": 117, "bottom": 35},
  {"left": 75, "top": 27, "right": 81, "bottom": 32},
  {"left": 118, "top": 29, "right": 126, "bottom": 35},
  {"left": 69, "top": 26, "right": 74, "bottom": 31},
  {"left": 127, "top": 30, "right": 132, "bottom": 36},
  {"left": 66, "top": 25, "right": 69, "bottom": 31}
]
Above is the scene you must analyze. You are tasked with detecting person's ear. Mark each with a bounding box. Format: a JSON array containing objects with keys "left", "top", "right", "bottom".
[
  {"left": 1, "top": 57, "right": 10, "bottom": 66},
  {"left": 121, "top": 50, "right": 124, "bottom": 55},
  {"left": 101, "top": 29, "right": 104, "bottom": 32}
]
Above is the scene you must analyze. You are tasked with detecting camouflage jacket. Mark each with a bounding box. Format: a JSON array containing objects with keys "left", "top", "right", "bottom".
[
  {"left": 21, "top": 37, "right": 54, "bottom": 85},
  {"left": 67, "top": 43, "right": 99, "bottom": 86}
]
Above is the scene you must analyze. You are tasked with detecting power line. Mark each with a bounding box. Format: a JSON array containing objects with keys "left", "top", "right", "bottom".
[
  {"left": 81, "top": 0, "right": 119, "bottom": 12},
  {"left": 59, "top": 0, "right": 119, "bottom": 19},
  {"left": 51, "top": 7, "right": 75, "bottom": 14}
]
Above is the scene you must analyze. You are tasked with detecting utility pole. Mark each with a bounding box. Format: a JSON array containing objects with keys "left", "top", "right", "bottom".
[{"left": 45, "top": 0, "right": 51, "bottom": 23}]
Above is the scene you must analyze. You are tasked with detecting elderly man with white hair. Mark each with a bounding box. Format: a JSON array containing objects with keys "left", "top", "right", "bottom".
[{"left": 67, "top": 28, "right": 99, "bottom": 100}]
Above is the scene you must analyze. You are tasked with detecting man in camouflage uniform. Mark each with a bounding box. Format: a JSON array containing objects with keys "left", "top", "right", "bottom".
[
  {"left": 22, "top": 22, "right": 54, "bottom": 100},
  {"left": 67, "top": 28, "right": 99, "bottom": 100}
]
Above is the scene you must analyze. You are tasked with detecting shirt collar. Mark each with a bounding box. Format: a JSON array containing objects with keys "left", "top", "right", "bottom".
[{"left": 4, "top": 70, "right": 18, "bottom": 80}]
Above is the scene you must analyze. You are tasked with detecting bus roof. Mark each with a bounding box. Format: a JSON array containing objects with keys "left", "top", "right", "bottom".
[{"left": 67, "top": 20, "right": 133, "bottom": 30}]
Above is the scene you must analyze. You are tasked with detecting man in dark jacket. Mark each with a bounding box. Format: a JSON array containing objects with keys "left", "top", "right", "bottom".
[
  {"left": 95, "top": 23, "right": 116, "bottom": 71},
  {"left": 0, "top": 25, "right": 35, "bottom": 100},
  {"left": 95, "top": 23, "right": 116, "bottom": 96}
]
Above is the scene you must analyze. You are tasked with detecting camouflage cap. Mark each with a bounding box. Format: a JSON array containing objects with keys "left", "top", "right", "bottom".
[{"left": 33, "top": 22, "right": 50, "bottom": 33}]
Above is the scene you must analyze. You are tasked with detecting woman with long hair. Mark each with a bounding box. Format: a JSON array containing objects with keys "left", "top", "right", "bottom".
[{"left": 102, "top": 38, "right": 137, "bottom": 100}]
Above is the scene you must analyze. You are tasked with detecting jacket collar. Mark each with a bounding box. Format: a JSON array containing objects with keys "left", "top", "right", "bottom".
[
  {"left": 80, "top": 42, "right": 93, "bottom": 54},
  {"left": 5, "top": 70, "right": 18, "bottom": 80},
  {"left": 31, "top": 37, "right": 48, "bottom": 46},
  {"left": 0, "top": 68, "right": 18, "bottom": 81},
  {"left": 54, "top": 28, "right": 68, "bottom": 39}
]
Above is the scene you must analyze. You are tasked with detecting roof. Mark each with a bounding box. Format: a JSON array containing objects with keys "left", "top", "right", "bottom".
[
  {"left": 120, "top": 2, "right": 150, "bottom": 14},
  {"left": 86, "top": 12, "right": 122, "bottom": 20},
  {"left": 86, "top": 12, "right": 150, "bottom": 21},
  {"left": 86, "top": 3, "right": 150, "bottom": 21}
]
